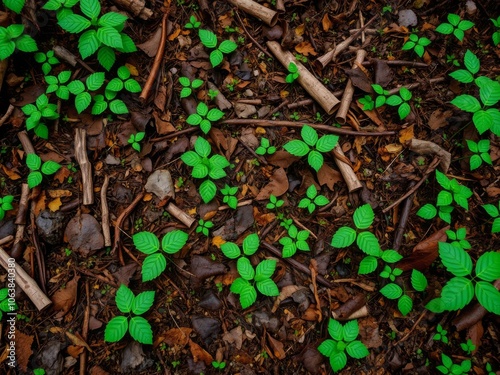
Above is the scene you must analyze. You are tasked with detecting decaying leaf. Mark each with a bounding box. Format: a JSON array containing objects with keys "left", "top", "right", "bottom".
[
  {"left": 161, "top": 327, "right": 192, "bottom": 347},
  {"left": 256, "top": 167, "right": 289, "bottom": 200},
  {"left": 14, "top": 330, "right": 34, "bottom": 371},
  {"left": 429, "top": 109, "right": 452, "bottom": 130},
  {"left": 188, "top": 339, "right": 213, "bottom": 365},
  {"left": 51, "top": 275, "right": 80, "bottom": 318},
  {"left": 267, "top": 333, "right": 286, "bottom": 359}
]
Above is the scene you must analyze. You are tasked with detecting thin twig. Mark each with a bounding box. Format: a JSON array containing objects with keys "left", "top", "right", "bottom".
[
  {"left": 238, "top": 137, "right": 268, "bottom": 165},
  {"left": 392, "top": 181, "right": 416, "bottom": 251},
  {"left": 234, "top": 10, "right": 273, "bottom": 59},
  {"left": 101, "top": 175, "right": 111, "bottom": 246},
  {"left": 0, "top": 104, "right": 14, "bottom": 127},
  {"left": 79, "top": 280, "right": 90, "bottom": 375}
]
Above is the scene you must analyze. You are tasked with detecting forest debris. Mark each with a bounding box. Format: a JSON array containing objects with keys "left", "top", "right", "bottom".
[
  {"left": 256, "top": 167, "right": 289, "bottom": 200},
  {"left": 13, "top": 330, "right": 33, "bottom": 371},
  {"left": 145, "top": 170, "right": 175, "bottom": 200},
  {"left": 120, "top": 342, "right": 146, "bottom": 373},
  {"left": 429, "top": 109, "right": 453, "bottom": 130},
  {"left": 228, "top": 0, "right": 278, "bottom": 27},
  {"left": 51, "top": 275, "right": 80, "bottom": 318},
  {"left": 331, "top": 294, "right": 366, "bottom": 321},
  {"left": 110, "top": 0, "right": 152, "bottom": 20},
  {"left": 267, "top": 334, "right": 286, "bottom": 359},
  {"left": 64, "top": 214, "right": 104, "bottom": 257},
  {"left": 188, "top": 339, "right": 213, "bottom": 365},
  {"left": 160, "top": 327, "right": 192, "bottom": 347},
  {"left": 222, "top": 326, "right": 243, "bottom": 350}
]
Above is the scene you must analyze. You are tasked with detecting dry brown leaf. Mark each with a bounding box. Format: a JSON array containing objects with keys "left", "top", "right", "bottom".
[
  {"left": 47, "top": 190, "right": 72, "bottom": 198},
  {"left": 137, "top": 27, "right": 162, "bottom": 57},
  {"left": 48, "top": 198, "right": 62, "bottom": 212},
  {"left": 253, "top": 207, "right": 276, "bottom": 226},
  {"left": 222, "top": 326, "right": 243, "bottom": 350},
  {"left": 322, "top": 13, "right": 332, "bottom": 31},
  {"left": 317, "top": 163, "right": 342, "bottom": 191},
  {"left": 267, "top": 151, "right": 300, "bottom": 168},
  {"left": 1, "top": 164, "right": 22, "bottom": 180},
  {"left": 399, "top": 125, "right": 414, "bottom": 144},
  {"left": 295, "top": 41, "right": 317, "bottom": 56},
  {"left": 162, "top": 327, "right": 192, "bottom": 347},
  {"left": 188, "top": 339, "right": 213, "bottom": 365},
  {"left": 53, "top": 166, "right": 71, "bottom": 184},
  {"left": 65, "top": 331, "right": 92, "bottom": 352},
  {"left": 67, "top": 345, "right": 84, "bottom": 358},
  {"left": 33, "top": 191, "right": 47, "bottom": 216},
  {"left": 267, "top": 334, "right": 286, "bottom": 359},
  {"left": 295, "top": 24, "right": 305, "bottom": 36},
  {"left": 52, "top": 275, "right": 80, "bottom": 318},
  {"left": 272, "top": 285, "right": 307, "bottom": 313},
  {"left": 90, "top": 366, "right": 111, "bottom": 375},
  {"left": 211, "top": 236, "right": 226, "bottom": 248},
  {"left": 168, "top": 27, "right": 181, "bottom": 41},
  {"left": 14, "top": 330, "right": 33, "bottom": 371},
  {"left": 429, "top": 109, "right": 452, "bottom": 130},
  {"left": 255, "top": 167, "right": 289, "bottom": 200},
  {"left": 385, "top": 144, "right": 403, "bottom": 154}
]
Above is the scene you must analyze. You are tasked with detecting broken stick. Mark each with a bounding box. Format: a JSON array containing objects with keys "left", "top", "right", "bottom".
[
  {"left": 228, "top": 0, "right": 278, "bottom": 26},
  {"left": 74, "top": 128, "right": 94, "bottom": 205},
  {"left": 332, "top": 144, "right": 362, "bottom": 193},
  {"left": 166, "top": 203, "right": 196, "bottom": 228},
  {"left": 336, "top": 49, "right": 366, "bottom": 124}
]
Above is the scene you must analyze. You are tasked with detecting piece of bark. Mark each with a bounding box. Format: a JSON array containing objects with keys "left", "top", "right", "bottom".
[
  {"left": 336, "top": 49, "right": 366, "bottom": 124},
  {"left": 332, "top": 145, "right": 362, "bottom": 192},
  {"left": 110, "top": 0, "right": 152, "bottom": 20},
  {"left": 17, "top": 131, "right": 36, "bottom": 154},
  {"left": 266, "top": 41, "right": 340, "bottom": 114},
  {"left": 74, "top": 128, "right": 94, "bottom": 205},
  {"left": 101, "top": 175, "right": 111, "bottom": 246},
  {"left": 408, "top": 139, "right": 451, "bottom": 172},
  {"left": 167, "top": 203, "right": 196, "bottom": 228},
  {"left": 228, "top": 0, "right": 278, "bottom": 26}
]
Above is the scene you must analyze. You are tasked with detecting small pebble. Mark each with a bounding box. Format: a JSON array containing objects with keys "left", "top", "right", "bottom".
[{"left": 398, "top": 9, "right": 418, "bottom": 27}]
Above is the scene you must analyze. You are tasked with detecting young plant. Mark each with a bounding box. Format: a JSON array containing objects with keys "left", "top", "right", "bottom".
[
  {"left": 255, "top": 137, "right": 276, "bottom": 156},
  {"left": 2, "top": 0, "right": 24, "bottom": 13},
  {"left": 401, "top": 34, "right": 431, "bottom": 58},
  {"left": 207, "top": 89, "right": 219, "bottom": 100},
  {"left": 279, "top": 224, "right": 310, "bottom": 258},
  {"left": 446, "top": 54, "right": 460, "bottom": 67},
  {"left": 179, "top": 76, "right": 204, "bottom": 98},
  {"left": 185, "top": 15, "right": 201, "bottom": 29},
  {"left": 104, "top": 284, "right": 154, "bottom": 344},
  {"left": 425, "top": 242, "right": 500, "bottom": 315},
  {"left": 128, "top": 132, "right": 145, "bottom": 152},
  {"left": 57, "top": 0, "right": 136, "bottom": 70},
  {"left": 298, "top": 185, "right": 329, "bottom": 214},
  {"left": 359, "top": 95, "right": 375, "bottom": 110},
  {"left": 386, "top": 87, "right": 412, "bottom": 120},
  {"left": 34, "top": 50, "right": 60, "bottom": 75},
  {"left": 436, "top": 353, "right": 471, "bottom": 375},
  {"left": 0, "top": 24, "right": 38, "bottom": 60},
  {"left": 266, "top": 194, "right": 284, "bottom": 210},
  {"left": 26, "top": 153, "right": 61, "bottom": 188},
  {"left": 0, "top": 288, "right": 18, "bottom": 319},
  {"left": 492, "top": 16, "right": 500, "bottom": 46},
  {"left": 45, "top": 71, "right": 72, "bottom": 100},
  {"left": 22, "top": 94, "right": 59, "bottom": 139},
  {"left": 433, "top": 324, "right": 449, "bottom": 344},
  {"left": 132, "top": 230, "right": 188, "bottom": 281},
  {"left": 486, "top": 363, "right": 496, "bottom": 375},
  {"left": 67, "top": 72, "right": 106, "bottom": 113},
  {"left": 283, "top": 124, "right": 339, "bottom": 172},
  {"left": 186, "top": 102, "right": 224, "bottom": 134},
  {"left": 196, "top": 219, "right": 213, "bottom": 236},
  {"left": 33, "top": 369, "right": 45, "bottom": 375},
  {"left": 371, "top": 84, "right": 391, "bottom": 108},
  {"left": 42, "top": 0, "right": 80, "bottom": 20},
  {"left": 445, "top": 227, "right": 471, "bottom": 250},
  {"left": 0, "top": 195, "right": 14, "bottom": 221},
  {"left": 198, "top": 29, "right": 237, "bottom": 67},
  {"left": 482, "top": 201, "right": 500, "bottom": 233},
  {"left": 460, "top": 339, "right": 475, "bottom": 355},
  {"left": 286, "top": 62, "right": 299, "bottom": 83},
  {"left": 220, "top": 184, "right": 238, "bottom": 209},
  {"left": 220, "top": 233, "right": 259, "bottom": 260},
  {"left": 180, "top": 137, "right": 230, "bottom": 203},
  {"left": 466, "top": 139, "right": 491, "bottom": 170},
  {"left": 104, "top": 65, "right": 141, "bottom": 100},
  {"left": 317, "top": 319, "right": 369, "bottom": 372},
  {"left": 277, "top": 213, "right": 293, "bottom": 230},
  {"left": 449, "top": 50, "right": 480, "bottom": 84},
  {"left": 435, "top": 13, "right": 474, "bottom": 42}
]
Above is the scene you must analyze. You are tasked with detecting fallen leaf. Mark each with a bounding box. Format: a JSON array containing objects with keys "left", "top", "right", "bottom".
[
  {"left": 90, "top": 366, "right": 110, "bottom": 375},
  {"left": 345, "top": 68, "right": 372, "bottom": 92},
  {"left": 399, "top": 125, "right": 414, "bottom": 144},
  {"left": 295, "top": 24, "right": 305, "bottom": 36},
  {"left": 211, "top": 236, "right": 226, "bottom": 248},
  {"left": 67, "top": 345, "right": 84, "bottom": 358},
  {"left": 47, "top": 190, "right": 72, "bottom": 198},
  {"left": 1, "top": 164, "right": 22, "bottom": 180},
  {"left": 317, "top": 163, "right": 342, "bottom": 191},
  {"left": 253, "top": 207, "right": 276, "bottom": 226},
  {"left": 125, "top": 63, "right": 139, "bottom": 76},
  {"left": 188, "top": 339, "right": 213, "bottom": 365},
  {"left": 161, "top": 327, "right": 192, "bottom": 347},
  {"left": 373, "top": 59, "right": 394, "bottom": 87},
  {"left": 222, "top": 326, "right": 243, "bottom": 350},
  {"left": 64, "top": 214, "right": 105, "bottom": 256},
  {"left": 385, "top": 143, "right": 403, "bottom": 154},
  {"left": 358, "top": 317, "right": 383, "bottom": 349},
  {"left": 33, "top": 191, "right": 47, "bottom": 216},
  {"left": 52, "top": 275, "right": 80, "bottom": 318},
  {"left": 267, "top": 334, "right": 286, "bottom": 359},
  {"left": 295, "top": 41, "right": 317, "bottom": 56},
  {"left": 14, "top": 330, "right": 34, "bottom": 371},
  {"left": 429, "top": 109, "right": 452, "bottom": 130},
  {"left": 256, "top": 168, "right": 289, "bottom": 200},
  {"left": 53, "top": 166, "right": 71, "bottom": 184},
  {"left": 322, "top": 13, "right": 332, "bottom": 31},
  {"left": 48, "top": 198, "right": 62, "bottom": 212},
  {"left": 267, "top": 151, "right": 300, "bottom": 168}
]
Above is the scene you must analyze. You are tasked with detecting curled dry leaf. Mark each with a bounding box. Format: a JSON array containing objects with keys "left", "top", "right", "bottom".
[
  {"left": 51, "top": 275, "right": 80, "bottom": 318},
  {"left": 188, "top": 339, "right": 213, "bottom": 365},
  {"left": 13, "top": 330, "right": 34, "bottom": 372},
  {"left": 267, "top": 333, "right": 286, "bottom": 359},
  {"left": 317, "top": 163, "right": 342, "bottom": 190},
  {"left": 267, "top": 151, "right": 300, "bottom": 168},
  {"left": 256, "top": 167, "right": 289, "bottom": 200}
]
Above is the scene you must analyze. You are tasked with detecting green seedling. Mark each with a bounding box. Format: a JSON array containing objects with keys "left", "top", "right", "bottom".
[
  {"left": 2, "top": 0, "right": 24, "bottom": 13},
  {"left": 436, "top": 353, "right": 471, "bottom": 375},
  {"left": 359, "top": 95, "right": 375, "bottom": 110},
  {"left": 255, "top": 137, "right": 276, "bottom": 156},
  {"left": 132, "top": 230, "right": 188, "bottom": 281},
  {"left": 180, "top": 137, "right": 230, "bottom": 203},
  {"left": 33, "top": 369, "right": 45, "bottom": 375},
  {"left": 104, "top": 65, "right": 141, "bottom": 100},
  {"left": 22, "top": 94, "right": 59, "bottom": 139},
  {"left": 128, "top": 132, "right": 145, "bottom": 152},
  {"left": 67, "top": 72, "right": 105, "bottom": 113},
  {"left": 446, "top": 54, "right": 460, "bottom": 67},
  {"left": 277, "top": 213, "right": 293, "bottom": 230},
  {"left": 283, "top": 124, "right": 339, "bottom": 172},
  {"left": 196, "top": 219, "right": 213, "bottom": 236},
  {"left": 104, "top": 284, "right": 155, "bottom": 344},
  {"left": 0, "top": 288, "right": 18, "bottom": 319},
  {"left": 460, "top": 339, "right": 475, "bottom": 355},
  {"left": 386, "top": 87, "right": 412, "bottom": 120},
  {"left": 433, "top": 324, "right": 449, "bottom": 344},
  {"left": 43, "top": 0, "right": 80, "bottom": 20},
  {"left": 185, "top": 15, "right": 201, "bottom": 29},
  {"left": 435, "top": 13, "right": 474, "bottom": 42},
  {"left": 220, "top": 184, "right": 238, "bottom": 209},
  {"left": 198, "top": 29, "right": 237, "bottom": 67},
  {"left": 445, "top": 227, "right": 471, "bottom": 250},
  {"left": 286, "top": 62, "right": 299, "bottom": 83},
  {"left": 466, "top": 139, "right": 491, "bottom": 170},
  {"left": 402, "top": 33, "right": 431, "bottom": 58},
  {"left": 318, "top": 319, "right": 369, "bottom": 372},
  {"left": 279, "top": 224, "right": 310, "bottom": 258},
  {"left": 379, "top": 265, "right": 403, "bottom": 282},
  {"left": 186, "top": 102, "right": 224, "bottom": 134},
  {"left": 425, "top": 242, "right": 500, "bottom": 315},
  {"left": 45, "top": 70, "right": 72, "bottom": 100},
  {"left": 492, "top": 16, "right": 500, "bottom": 46},
  {"left": 26, "top": 153, "right": 61, "bottom": 188},
  {"left": 482, "top": 201, "right": 500, "bottom": 233},
  {"left": 372, "top": 84, "right": 391, "bottom": 108},
  {"left": 290, "top": 112, "right": 300, "bottom": 120},
  {"left": 212, "top": 360, "right": 226, "bottom": 369},
  {"left": 207, "top": 89, "right": 219, "bottom": 100},
  {"left": 0, "top": 24, "right": 38, "bottom": 60},
  {"left": 179, "top": 76, "right": 204, "bottom": 98},
  {"left": 57, "top": 0, "right": 136, "bottom": 70},
  {"left": 382, "top": 5, "right": 392, "bottom": 14},
  {"left": 221, "top": 233, "right": 259, "bottom": 260},
  {"left": 449, "top": 50, "right": 480, "bottom": 83},
  {"left": 34, "top": 50, "right": 60, "bottom": 75},
  {"left": 298, "top": 185, "right": 329, "bottom": 214},
  {"left": 266, "top": 194, "right": 284, "bottom": 210},
  {"left": 294, "top": 53, "right": 307, "bottom": 63},
  {"left": 0, "top": 195, "right": 14, "bottom": 221},
  {"left": 486, "top": 363, "right": 496, "bottom": 375}
]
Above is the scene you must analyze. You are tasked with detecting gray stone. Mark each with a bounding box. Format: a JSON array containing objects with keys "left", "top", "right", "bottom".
[
  {"left": 145, "top": 169, "right": 174, "bottom": 200},
  {"left": 398, "top": 9, "right": 418, "bottom": 27},
  {"left": 36, "top": 210, "right": 69, "bottom": 245}
]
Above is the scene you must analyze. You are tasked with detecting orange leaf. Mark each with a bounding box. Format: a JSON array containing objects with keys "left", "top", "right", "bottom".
[
  {"left": 1, "top": 164, "right": 22, "bottom": 180},
  {"left": 322, "top": 13, "right": 333, "bottom": 31},
  {"left": 399, "top": 125, "right": 414, "bottom": 144},
  {"left": 295, "top": 41, "right": 317, "bottom": 56},
  {"left": 168, "top": 27, "right": 181, "bottom": 41},
  {"left": 212, "top": 236, "right": 226, "bottom": 248},
  {"left": 188, "top": 339, "right": 213, "bottom": 365},
  {"left": 48, "top": 197, "right": 62, "bottom": 212},
  {"left": 295, "top": 24, "right": 305, "bottom": 36}
]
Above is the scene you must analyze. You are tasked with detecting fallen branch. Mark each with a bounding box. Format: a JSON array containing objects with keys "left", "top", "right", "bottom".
[
  {"left": 101, "top": 175, "right": 111, "bottom": 246},
  {"left": 17, "top": 131, "right": 36, "bottom": 154},
  {"left": 332, "top": 144, "right": 363, "bottom": 192},
  {"left": 336, "top": 49, "right": 366, "bottom": 125},
  {"left": 228, "top": 0, "right": 278, "bottom": 26},
  {"left": 53, "top": 46, "right": 94, "bottom": 73},
  {"left": 266, "top": 41, "right": 340, "bottom": 114},
  {"left": 166, "top": 203, "right": 196, "bottom": 228},
  {"left": 110, "top": 0, "right": 152, "bottom": 20},
  {"left": 75, "top": 128, "right": 94, "bottom": 205},
  {"left": 234, "top": 10, "right": 273, "bottom": 59},
  {"left": 408, "top": 139, "right": 451, "bottom": 172},
  {"left": 362, "top": 59, "right": 429, "bottom": 68},
  {"left": 392, "top": 181, "right": 416, "bottom": 251},
  {"left": 0, "top": 104, "right": 14, "bottom": 127},
  {"left": 11, "top": 184, "right": 30, "bottom": 260}
]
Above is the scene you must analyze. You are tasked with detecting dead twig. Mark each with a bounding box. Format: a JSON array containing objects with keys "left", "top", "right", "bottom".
[
  {"left": 75, "top": 128, "right": 94, "bottom": 205},
  {"left": 234, "top": 10, "right": 274, "bottom": 59},
  {"left": 392, "top": 181, "right": 416, "bottom": 251},
  {"left": 332, "top": 145, "right": 363, "bottom": 193},
  {"left": 228, "top": 0, "right": 278, "bottom": 26},
  {"left": 0, "top": 104, "right": 14, "bottom": 127},
  {"left": 79, "top": 280, "right": 90, "bottom": 375},
  {"left": 101, "top": 175, "right": 111, "bottom": 246},
  {"left": 336, "top": 49, "right": 366, "bottom": 125}
]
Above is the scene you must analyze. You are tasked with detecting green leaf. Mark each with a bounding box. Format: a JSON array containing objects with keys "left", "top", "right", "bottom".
[
  {"left": 191, "top": 79, "right": 203, "bottom": 89},
  {"left": 301, "top": 125, "right": 318, "bottom": 147},
  {"left": 439, "top": 242, "right": 473, "bottom": 276},
  {"left": 26, "top": 153, "right": 41, "bottom": 171},
  {"left": 109, "top": 99, "right": 128, "bottom": 114},
  {"left": 192, "top": 163, "right": 208, "bottom": 179},
  {"left": 221, "top": 242, "right": 241, "bottom": 259},
  {"left": 441, "top": 277, "right": 474, "bottom": 310},
  {"left": 436, "top": 23, "right": 454, "bottom": 34},
  {"left": 97, "top": 26, "right": 123, "bottom": 49},
  {"left": 464, "top": 50, "right": 480, "bottom": 74},
  {"left": 58, "top": 14, "right": 91, "bottom": 33},
  {"left": 97, "top": 46, "right": 115, "bottom": 70},
  {"left": 124, "top": 79, "right": 141, "bottom": 93},
  {"left": 449, "top": 69, "right": 474, "bottom": 83},
  {"left": 435, "top": 170, "right": 451, "bottom": 190},
  {"left": 181, "top": 151, "right": 201, "bottom": 167},
  {"left": 86, "top": 72, "right": 105, "bottom": 91},
  {"left": 342, "top": 320, "right": 359, "bottom": 342},
  {"left": 199, "top": 180, "right": 217, "bottom": 203},
  {"left": 386, "top": 95, "right": 403, "bottom": 106},
  {"left": 315, "top": 134, "right": 339, "bottom": 152},
  {"left": 255, "top": 259, "right": 276, "bottom": 281},
  {"left": 243, "top": 233, "right": 260, "bottom": 256},
  {"left": 399, "top": 87, "right": 412, "bottom": 101},
  {"left": 117, "top": 33, "right": 136, "bottom": 53},
  {"left": 483, "top": 204, "right": 499, "bottom": 218},
  {"left": 186, "top": 113, "right": 202, "bottom": 125},
  {"left": 68, "top": 80, "right": 85, "bottom": 95},
  {"left": 131, "top": 290, "right": 155, "bottom": 315},
  {"left": 80, "top": 0, "right": 101, "bottom": 19},
  {"left": 99, "top": 12, "right": 128, "bottom": 28},
  {"left": 372, "top": 84, "right": 385, "bottom": 95},
  {"left": 283, "top": 140, "right": 309, "bottom": 157},
  {"left": 200, "top": 119, "right": 212, "bottom": 134},
  {"left": 256, "top": 278, "right": 279, "bottom": 296},
  {"left": 437, "top": 190, "right": 453, "bottom": 206},
  {"left": 398, "top": 102, "right": 411, "bottom": 120},
  {"left": 426, "top": 298, "right": 445, "bottom": 313},
  {"left": 180, "top": 87, "right": 191, "bottom": 98},
  {"left": 317, "top": 339, "right": 337, "bottom": 357},
  {"left": 314, "top": 195, "right": 329, "bottom": 206},
  {"left": 466, "top": 139, "right": 478, "bottom": 153},
  {"left": 199, "top": 29, "right": 217, "bottom": 48},
  {"left": 477, "top": 139, "right": 490, "bottom": 153},
  {"left": 451, "top": 94, "right": 481, "bottom": 113},
  {"left": 161, "top": 230, "right": 188, "bottom": 254},
  {"left": 381, "top": 250, "right": 403, "bottom": 263},
  {"left": 358, "top": 256, "right": 378, "bottom": 274},
  {"left": 129, "top": 316, "right": 153, "bottom": 344},
  {"left": 237, "top": 257, "right": 255, "bottom": 281},
  {"left": 206, "top": 108, "right": 224, "bottom": 121},
  {"left": 41, "top": 160, "right": 61, "bottom": 175},
  {"left": 27, "top": 171, "right": 43, "bottom": 188},
  {"left": 380, "top": 283, "right": 403, "bottom": 299},
  {"left": 209, "top": 154, "right": 229, "bottom": 170},
  {"left": 307, "top": 150, "right": 323, "bottom": 172},
  {"left": 353, "top": 204, "right": 374, "bottom": 230},
  {"left": 356, "top": 231, "right": 381, "bottom": 256},
  {"left": 475, "top": 281, "right": 500, "bottom": 315},
  {"left": 238, "top": 283, "right": 257, "bottom": 309},
  {"left": 411, "top": 269, "right": 428, "bottom": 291},
  {"left": 106, "top": 77, "right": 123, "bottom": 92},
  {"left": 75, "top": 92, "right": 91, "bottom": 113},
  {"left": 480, "top": 82, "right": 500, "bottom": 107},
  {"left": 331, "top": 226, "right": 356, "bottom": 248},
  {"left": 346, "top": 340, "right": 369, "bottom": 359},
  {"left": 133, "top": 231, "right": 159, "bottom": 254},
  {"left": 115, "top": 284, "right": 134, "bottom": 313},
  {"left": 104, "top": 316, "right": 128, "bottom": 342},
  {"left": 401, "top": 41, "right": 415, "bottom": 51},
  {"left": 218, "top": 40, "right": 237, "bottom": 54},
  {"left": 327, "top": 319, "right": 343, "bottom": 341},
  {"left": 141, "top": 253, "right": 167, "bottom": 281},
  {"left": 418, "top": 37, "right": 431, "bottom": 47},
  {"left": 448, "top": 13, "right": 461, "bottom": 26},
  {"left": 470, "top": 154, "right": 482, "bottom": 171},
  {"left": 3, "top": 0, "right": 25, "bottom": 13},
  {"left": 454, "top": 28, "right": 465, "bottom": 40},
  {"left": 210, "top": 49, "right": 224, "bottom": 67},
  {"left": 398, "top": 295, "right": 413, "bottom": 316},
  {"left": 475, "top": 252, "right": 500, "bottom": 281},
  {"left": 330, "top": 351, "right": 347, "bottom": 372}
]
